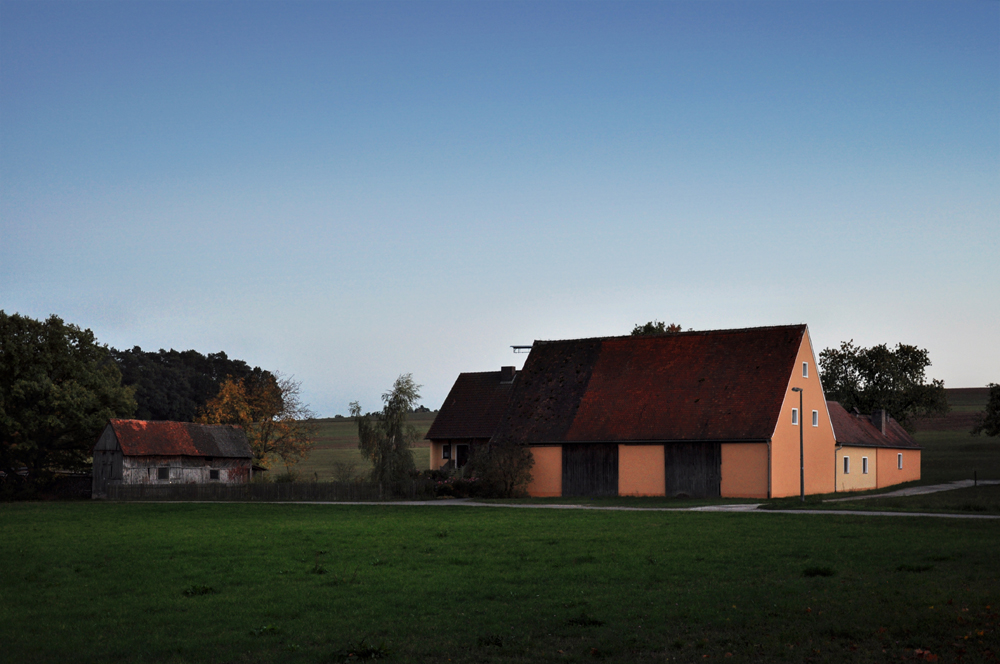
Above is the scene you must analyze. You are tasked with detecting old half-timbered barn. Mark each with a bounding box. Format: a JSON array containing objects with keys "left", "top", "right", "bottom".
[
  {"left": 433, "top": 325, "right": 845, "bottom": 499},
  {"left": 827, "top": 401, "right": 920, "bottom": 492},
  {"left": 92, "top": 419, "right": 253, "bottom": 498},
  {"left": 425, "top": 366, "right": 518, "bottom": 471}
]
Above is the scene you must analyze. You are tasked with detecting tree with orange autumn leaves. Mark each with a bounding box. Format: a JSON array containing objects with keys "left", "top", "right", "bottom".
[{"left": 197, "top": 369, "right": 315, "bottom": 470}]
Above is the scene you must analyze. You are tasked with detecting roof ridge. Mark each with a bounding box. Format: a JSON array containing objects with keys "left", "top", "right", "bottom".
[{"left": 531, "top": 323, "right": 807, "bottom": 345}]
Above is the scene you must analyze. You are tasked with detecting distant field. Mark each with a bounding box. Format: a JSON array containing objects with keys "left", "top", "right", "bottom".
[
  {"left": 2, "top": 502, "right": 998, "bottom": 663},
  {"left": 287, "top": 412, "right": 435, "bottom": 481},
  {"left": 914, "top": 387, "right": 998, "bottom": 483}
]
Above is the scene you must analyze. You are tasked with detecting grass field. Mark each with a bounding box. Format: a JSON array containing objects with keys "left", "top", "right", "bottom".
[
  {"left": 287, "top": 413, "right": 435, "bottom": 482},
  {"left": 2, "top": 502, "right": 998, "bottom": 663},
  {"left": 817, "top": 483, "right": 1000, "bottom": 514},
  {"left": 913, "top": 388, "right": 998, "bottom": 484}
]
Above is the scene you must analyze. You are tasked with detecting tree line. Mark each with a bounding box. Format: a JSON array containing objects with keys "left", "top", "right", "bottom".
[{"left": 1, "top": 311, "right": 313, "bottom": 492}]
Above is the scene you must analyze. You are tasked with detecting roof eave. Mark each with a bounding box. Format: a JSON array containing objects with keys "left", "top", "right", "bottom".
[{"left": 520, "top": 437, "right": 772, "bottom": 445}]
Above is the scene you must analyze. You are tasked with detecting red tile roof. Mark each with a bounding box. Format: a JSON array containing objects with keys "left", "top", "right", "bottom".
[
  {"left": 826, "top": 402, "right": 919, "bottom": 449},
  {"left": 108, "top": 420, "right": 253, "bottom": 458},
  {"left": 493, "top": 325, "right": 807, "bottom": 444},
  {"left": 426, "top": 370, "right": 519, "bottom": 440}
]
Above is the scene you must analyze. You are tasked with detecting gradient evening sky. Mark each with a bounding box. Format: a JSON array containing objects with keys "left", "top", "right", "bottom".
[{"left": 2, "top": 1, "right": 997, "bottom": 416}]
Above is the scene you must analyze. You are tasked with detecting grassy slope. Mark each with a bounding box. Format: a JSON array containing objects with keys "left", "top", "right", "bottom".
[
  {"left": 288, "top": 412, "right": 435, "bottom": 481},
  {"left": 2, "top": 502, "right": 998, "bottom": 664},
  {"left": 914, "top": 387, "right": 998, "bottom": 484}
]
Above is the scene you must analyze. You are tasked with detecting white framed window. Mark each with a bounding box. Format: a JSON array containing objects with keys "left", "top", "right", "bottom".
[
  {"left": 442, "top": 444, "right": 451, "bottom": 460},
  {"left": 862, "top": 457, "right": 869, "bottom": 474},
  {"left": 802, "top": 362, "right": 808, "bottom": 378},
  {"left": 898, "top": 453, "right": 903, "bottom": 470},
  {"left": 843, "top": 456, "right": 850, "bottom": 474},
  {"left": 812, "top": 410, "right": 819, "bottom": 427},
  {"left": 791, "top": 408, "right": 799, "bottom": 425}
]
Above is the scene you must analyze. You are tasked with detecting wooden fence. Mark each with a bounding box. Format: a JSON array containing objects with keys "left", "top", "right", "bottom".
[{"left": 105, "top": 480, "right": 432, "bottom": 502}]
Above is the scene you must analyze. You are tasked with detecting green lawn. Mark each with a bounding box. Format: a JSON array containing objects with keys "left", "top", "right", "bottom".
[
  {"left": 2, "top": 503, "right": 998, "bottom": 663},
  {"left": 823, "top": 483, "right": 1000, "bottom": 514},
  {"left": 914, "top": 429, "right": 1000, "bottom": 484},
  {"left": 914, "top": 387, "right": 998, "bottom": 484}
]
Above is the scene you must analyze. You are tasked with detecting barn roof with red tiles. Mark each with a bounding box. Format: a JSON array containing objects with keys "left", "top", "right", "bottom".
[
  {"left": 826, "top": 402, "right": 919, "bottom": 450},
  {"left": 492, "top": 325, "right": 807, "bottom": 444},
  {"left": 426, "top": 369, "right": 518, "bottom": 440},
  {"left": 106, "top": 420, "right": 253, "bottom": 457}
]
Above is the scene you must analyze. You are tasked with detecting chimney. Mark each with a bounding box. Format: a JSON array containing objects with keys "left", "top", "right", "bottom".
[
  {"left": 871, "top": 408, "right": 887, "bottom": 435},
  {"left": 500, "top": 366, "right": 516, "bottom": 383}
]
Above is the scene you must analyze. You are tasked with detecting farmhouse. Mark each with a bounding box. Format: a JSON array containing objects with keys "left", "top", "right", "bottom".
[
  {"left": 432, "top": 325, "right": 845, "bottom": 498},
  {"left": 426, "top": 366, "right": 518, "bottom": 471},
  {"left": 827, "top": 401, "right": 920, "bottom": 492},
  {"left": 92, "top": 419, "right": 253, "bottom": 498}
]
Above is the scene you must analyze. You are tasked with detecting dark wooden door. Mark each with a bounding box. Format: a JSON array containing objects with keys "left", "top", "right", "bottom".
[
  {"left": 562, "top": 444, "right": 618, "bottom": 496},
  {"left": 663, "top": 443, "right": 721, "bottom": 498}
]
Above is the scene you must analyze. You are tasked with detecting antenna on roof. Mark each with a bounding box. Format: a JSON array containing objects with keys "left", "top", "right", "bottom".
[{"left": 511, "top": 345, "right": 532, "bottom": 354}]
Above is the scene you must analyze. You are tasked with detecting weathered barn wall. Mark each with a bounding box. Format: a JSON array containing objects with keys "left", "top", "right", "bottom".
[
  {"left": 720, "top": 443, "right": 769, "bottom": 498},
  {"left": 562, "top": 443, "right": 618, "bottom": 497},
  {"left": 92, "top": 426, "right": 124, "bottom": 498},
  {"left": 122, "top": 456, "right": 251, "bottom": 485},
  {"left": 618, "top": 445, "right": 666, "bottom": 496},
  {"left": 664, "top": 442, "right": 720, "bottom": 498}
]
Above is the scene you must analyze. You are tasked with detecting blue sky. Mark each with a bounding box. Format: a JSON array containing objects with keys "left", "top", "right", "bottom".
[{"left": 2, "top": 1, "right": 997, "bottom": 415}]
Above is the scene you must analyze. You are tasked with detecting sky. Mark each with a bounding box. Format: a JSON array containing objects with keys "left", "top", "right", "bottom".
[{"left": 1, "top": 1, "right": 998, "bottom": 416}]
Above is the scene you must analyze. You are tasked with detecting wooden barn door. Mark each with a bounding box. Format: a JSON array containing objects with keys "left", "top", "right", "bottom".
[
  {"left": 562, "top": 444, "right": 618, "bottom": 497},
  {"left": 663, "top": 443, "right": 721, "bottom": 498}
]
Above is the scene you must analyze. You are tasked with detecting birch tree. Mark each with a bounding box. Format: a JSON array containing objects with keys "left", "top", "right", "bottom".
[{"left": 350, "top": 374, "right": 420, "bottom": 497}]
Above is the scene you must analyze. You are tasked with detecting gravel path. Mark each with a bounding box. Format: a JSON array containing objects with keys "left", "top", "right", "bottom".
[{"left": 824, "top": 478, "right": 999, "bottom": 502}]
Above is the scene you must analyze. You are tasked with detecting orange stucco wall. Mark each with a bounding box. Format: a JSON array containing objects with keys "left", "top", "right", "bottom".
[
  {"left": 526, "top": 446, "right": 562, "bottom": 497},
  {"left": 429, "top": 442, "right": 445, "bottom": 470},
  {"left": 720, "top": 443, "right": 769, "bottom": 498},
  {"left": 770, "top": 328, "right": 837, "bottom": 497},
  {"left": 618, "top": 445, "right": 666, "bottom": 496},
  {"left": 836, "top": 446, "right": 877, "bottom": 492},
  {"left": 876, "top": 447, "right": 920, "bottom": 488}
]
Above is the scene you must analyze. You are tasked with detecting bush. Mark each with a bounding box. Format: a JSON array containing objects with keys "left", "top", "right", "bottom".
[
  {"left": 274, "top": 469, "right": 299, "bottom": 483},
  {"left": 466, "top": 444, "right": 533, "bottom": 498}
]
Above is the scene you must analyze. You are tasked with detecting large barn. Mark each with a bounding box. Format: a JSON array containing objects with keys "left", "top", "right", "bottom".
[
  {"left": 92, "top": 419, "right": 253, "bottom": 498},
  {"left": 430, "top": 325, "right": 919, "bottom": 498}
]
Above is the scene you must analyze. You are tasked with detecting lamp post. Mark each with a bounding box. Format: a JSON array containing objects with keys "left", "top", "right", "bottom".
[{"left": 792, "top": 387, "right": 804, "bottom": 502}]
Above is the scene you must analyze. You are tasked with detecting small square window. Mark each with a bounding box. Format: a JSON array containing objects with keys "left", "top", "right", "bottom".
[
  {"left": 157, "top": 467, "right": 169, "bottom": 480},
  {"left": 791, "top": 408, "right": 799, "bottom": 425},
  {"left": 210, "top": 469, "right": 220, "bottom": 481},
  {"left": 812, "top": 410, "right": 819, "bottom": 427},
  {"left": 862, "top": 457, "right": 869, "bottom": 474},
  {"left": 898, "top": 453, "right": 903, "bottom": 470},
  {"left": 442, "top": 444, "right": 451, "bottom": 460},
  {"left": 843, "top": 456, "right": 850, "bottom": 474},
  {"left": 802, "top": 362, "right": 808, "bottom": 378}
]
